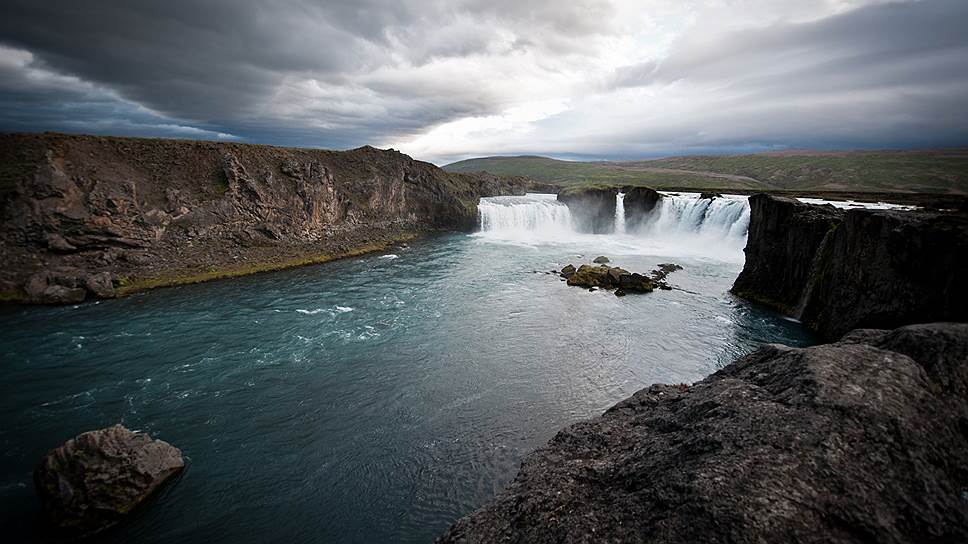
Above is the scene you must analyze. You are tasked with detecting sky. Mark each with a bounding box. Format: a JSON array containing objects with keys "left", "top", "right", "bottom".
[{"left": 1, "top": 0, "right": 967, "bottom": 165}]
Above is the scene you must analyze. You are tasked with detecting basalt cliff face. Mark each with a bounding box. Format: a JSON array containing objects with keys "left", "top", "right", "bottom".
[
  {"left": 622, "top": 186, "right": 663, "bottom": 229},
  {"left": 557, "top": 186, "right": 618, "bottom": 233},
  {"left": 439, "top": 323, "right": 968, "bottom": 543},
  {"left": 0, "top": 133, "right": 532, "bottom": 303},
  {"left": 732, "top": 194, "right": 968, "bottom": 339}
]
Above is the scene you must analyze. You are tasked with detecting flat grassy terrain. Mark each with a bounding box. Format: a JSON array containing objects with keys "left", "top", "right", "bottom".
[{"left": 444, "top": 149, "right": 968, "bottom": 193}]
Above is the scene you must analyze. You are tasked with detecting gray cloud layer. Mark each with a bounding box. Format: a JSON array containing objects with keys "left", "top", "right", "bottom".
[{"left": 0, "top": 0, "right": 966, "bottom": 161}]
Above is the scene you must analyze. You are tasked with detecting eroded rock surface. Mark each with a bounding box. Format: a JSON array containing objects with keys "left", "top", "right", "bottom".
[
  {"left": 439, "top": 323, "right": 968, "bottom": 543},
  {"left": 0, "top": 134, "right": 535, "bottom": 303},
  {"left": 34, "top": 424, "right": 184, "bottom": 536}
]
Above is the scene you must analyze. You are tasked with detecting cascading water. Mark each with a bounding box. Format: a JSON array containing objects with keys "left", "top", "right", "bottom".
[
  {"left": 475, "top": 192, "right": 750, "bottom": 260},
  {"left": 614, "top": 192, "right": 626, "bottom": 235},
  {"left": 477, "top": 193, "right": 574, "bottom": 239},
  {"left": 644, "top": 193, "right": 751, "bottom": 246}
]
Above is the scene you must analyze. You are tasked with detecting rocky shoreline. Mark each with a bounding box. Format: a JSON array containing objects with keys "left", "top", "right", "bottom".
[
  {"left": 439, "top": 322, "right": 968, "bottom": 543},
  {"left": 0, "top": 133, "right": 536, "bottom": 303}
]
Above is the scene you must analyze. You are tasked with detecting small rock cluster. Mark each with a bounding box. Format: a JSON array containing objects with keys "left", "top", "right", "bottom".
[{"left": 559, "top": 257, "right": 681, "bottom": 296}]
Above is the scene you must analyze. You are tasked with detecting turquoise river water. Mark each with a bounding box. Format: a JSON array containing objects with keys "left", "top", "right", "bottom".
[{"left": 0, "top": 194, "right": 814, "bottom": 543}]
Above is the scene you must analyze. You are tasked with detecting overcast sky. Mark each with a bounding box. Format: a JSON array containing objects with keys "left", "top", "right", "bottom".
[{"left": 1, "top": 0, "right": 966, "bottom": 164}]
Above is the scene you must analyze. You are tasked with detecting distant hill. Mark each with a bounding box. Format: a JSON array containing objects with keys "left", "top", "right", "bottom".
[{"left": 444, "top": 150, "right": 968, "bottom": 193}]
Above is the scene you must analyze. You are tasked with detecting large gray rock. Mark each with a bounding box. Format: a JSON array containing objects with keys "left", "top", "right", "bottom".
[
  {"left": 34, "top": 425, "right": 185, "bottom": 536},
  {"left": 438, "top": 323, "right": 968, "bottom": 543}
]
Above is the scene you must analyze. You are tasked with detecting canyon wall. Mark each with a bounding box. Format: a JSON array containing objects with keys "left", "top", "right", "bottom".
[
  {"left": 439, "top": 322, "right": 968, "bottom": 543},
  {"left": 732, "top": 194, "right": 968, "bottom": 339},
  {"left": 0, "top": 133, "right": 532, "bottom": 303}
]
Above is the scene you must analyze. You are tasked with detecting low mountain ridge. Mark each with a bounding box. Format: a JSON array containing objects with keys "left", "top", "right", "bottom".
[{"left": 444, "top": 149, "right": 968, "bottom": 193}]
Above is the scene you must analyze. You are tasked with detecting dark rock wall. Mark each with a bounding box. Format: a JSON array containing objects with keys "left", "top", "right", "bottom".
[
  {"left": 732, "top": 194, "right": 968, "bottom": 339},
  {"left": 622, "top": 186, "right": 663, "bottom": 229},
  {"left": 0, "top": 133, "right": 532, "bottom": 302},
  {"left": 557, "top": 186, "right": 618, "bottom": 233},
  {"left": 438, "top": 323, "right": 968, "bottom": 544},
  {"left": 800, "top": 207, "right": 968, "bottom": 339},
  {"left": 731, "top": 195, "right": 841, "bottom": 316}
]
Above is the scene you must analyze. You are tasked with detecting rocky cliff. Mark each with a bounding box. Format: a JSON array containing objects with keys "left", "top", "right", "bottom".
[
  {"left": 439, "top": 322, "right": 968, "bottom": 543},
  {"left": 733, "top": 194, "right": 968, "bottom": 339},
  {"left": 556, "top": 186, "right": 618, "bottom": 233},
  {"left": 0, "top": 133, "right": 533, "bottom": 303},
  {"left": 622, "top": 186, "right": 663, "bottom": 229}
]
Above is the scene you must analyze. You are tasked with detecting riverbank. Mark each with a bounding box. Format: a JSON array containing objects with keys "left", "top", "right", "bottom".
[
  {"left": 0, "top": 133, "right": 535, "bottom": 303},
  {"left": 438, "top": 322, "right": 968, "bottom": 543}
]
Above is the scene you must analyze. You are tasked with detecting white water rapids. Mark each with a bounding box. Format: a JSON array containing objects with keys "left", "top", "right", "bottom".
[{"left": 475, "top": 192, "right": 752, "bottom": 262}]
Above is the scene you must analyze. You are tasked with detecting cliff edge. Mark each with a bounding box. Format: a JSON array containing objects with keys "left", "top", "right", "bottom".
[
  {"left": 439, "top": 323, "right": 968, "bottom": 543},
  {"left": 0, "top": 133, "right": 532, "bottom": 302}
]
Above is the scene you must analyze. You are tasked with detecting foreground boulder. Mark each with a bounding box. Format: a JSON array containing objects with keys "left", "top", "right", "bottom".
[
  {"left": 733, "top": 194, "right": 968, "bottom": 339},
  {"left": 439, "top": 323, "right": 968, "bottom": 543},
  {"left": 34, "top": 425, "right": 185, "bottom": 536}
]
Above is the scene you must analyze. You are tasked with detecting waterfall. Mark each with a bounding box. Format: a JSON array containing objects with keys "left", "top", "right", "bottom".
[
  {"left": 644, "top": 193, "right": 751, "bottom": 245},
  {"left": 478, "top": 193, "right": 574, "bottom": 236},
  {"left": 614, "top": 192, "right": 626, "bottom": 234},
  {"left": 475, "top": 192, "right": 749, "bottom": 260}
]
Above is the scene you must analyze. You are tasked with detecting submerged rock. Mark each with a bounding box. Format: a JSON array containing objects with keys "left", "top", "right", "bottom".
[
  {"left": 34, "top": 425, "right": 185, "bottom": 536},
  {"left": 592, "top": 256, "right": 609, "bottom": 264},
  {"left": 559, "top": 264, "right": 576, "bottom": 278},
  {"left": 438, "top": 323, "right": 968, "bottom": 543}
]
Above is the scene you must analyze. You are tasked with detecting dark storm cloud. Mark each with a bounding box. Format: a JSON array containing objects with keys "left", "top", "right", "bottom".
[
  {"left": 1, "top": 0, "right": 966, "bottom": 159},
  {"left": 584, "top": 0, "right": 968, "bottom": 158},
  {"left": 0, "top": 0, "right": 612, "bottom": 148}
]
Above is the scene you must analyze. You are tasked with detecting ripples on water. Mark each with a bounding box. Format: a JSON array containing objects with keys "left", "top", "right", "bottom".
[{"left": 0, "top": 196, "right": 814, "bottom": 543}]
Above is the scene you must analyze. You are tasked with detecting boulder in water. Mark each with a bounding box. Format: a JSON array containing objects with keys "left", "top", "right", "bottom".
[
  {"left": 34, "top": 424, "right": 184, "bottom": 536},
  {"left": 699, "top": 192, "right": 722, "bottom": 200},
  {"left": 593, "top": 256, "right": 609, "bottom": 264},
  {"left": 561, "top": 262, "right": 656, "bottom": 293}
]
